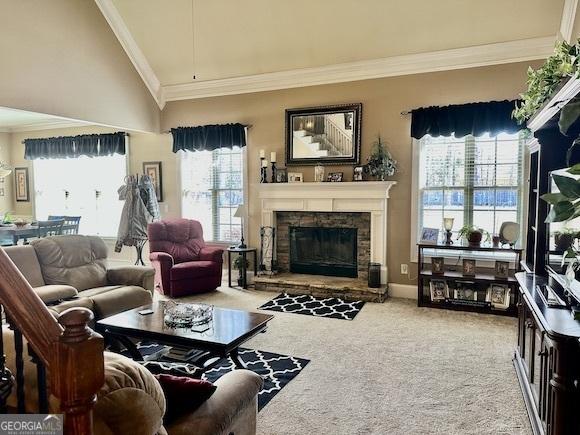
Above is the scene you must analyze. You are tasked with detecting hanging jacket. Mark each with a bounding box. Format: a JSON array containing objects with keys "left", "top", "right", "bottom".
[
  {"left": 115, "top": 176, "right": 155, "bottom": 252},
  {"left": 138, "top": 174, "right": 160, "bottom": 220}
]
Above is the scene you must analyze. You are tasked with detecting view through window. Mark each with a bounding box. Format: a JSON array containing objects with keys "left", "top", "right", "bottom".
[
  {"left": 34, "top": 154, "right": 127, "bottom": 237},
  {"left": 417, "top": 132, "right": 525, "bottom": 241},
  {"left": 180, "top": 147, "right": 243, "bottom": 243}
]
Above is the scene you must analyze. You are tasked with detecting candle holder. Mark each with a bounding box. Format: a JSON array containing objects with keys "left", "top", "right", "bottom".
[
  {"left": 271, "top": 161, "right": 277, "bottom": 183},
  {"left": 260, "top": 158, "right": 268, "bottom": 183}
]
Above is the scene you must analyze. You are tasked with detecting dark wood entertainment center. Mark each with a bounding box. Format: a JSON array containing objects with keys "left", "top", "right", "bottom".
[{"left": 515, "top": 77, "right": 580, "bottom": 435}]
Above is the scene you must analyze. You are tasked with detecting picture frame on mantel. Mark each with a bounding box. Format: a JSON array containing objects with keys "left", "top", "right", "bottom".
[
  {"left": 285, "top": 103, "right": 362, "bottom": 166},
  {"left": 14, "top": 167, "right": 29, "bottom": 202}
]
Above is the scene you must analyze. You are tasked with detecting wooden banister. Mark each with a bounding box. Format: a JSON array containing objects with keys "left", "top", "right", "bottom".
[
  {"left": 51, "top": 308, "right": 104, "bottom": 434},
  {"left": 0, "top": 248, "right": 104, "bottom": 434},
  {"left": 0, "top": 249, "right": 60, "bottom": 363}
]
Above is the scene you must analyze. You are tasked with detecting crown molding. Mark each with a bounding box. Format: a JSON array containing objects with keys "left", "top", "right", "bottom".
[
  {"left": 0, "top": 120, "right": 90, "bottom": 133},
  {"left": 162, "top": 36, "right": 556, "bottom": 102},
  {"left": 559, "top": 0, "right": 578, "bottom": 42},
  {"left": 94, "top": 0, "right": 165, "bottom": 109}
]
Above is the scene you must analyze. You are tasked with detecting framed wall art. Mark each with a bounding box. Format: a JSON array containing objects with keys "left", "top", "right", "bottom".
[
  {"left": 143, "top": 161, "right": 163, "bottom": 202},
  {"left": 14, "top": 167, "right": 29, "bottom": 202}
]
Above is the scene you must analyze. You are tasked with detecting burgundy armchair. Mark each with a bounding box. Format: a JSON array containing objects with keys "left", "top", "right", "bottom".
[{"left": 148, "top": 219, "right": 224, "bottom": 297}]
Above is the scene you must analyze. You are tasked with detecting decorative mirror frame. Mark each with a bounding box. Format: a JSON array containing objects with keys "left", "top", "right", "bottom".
[{"left": 285, "top": 103, "right": 362, "bottom": 166}]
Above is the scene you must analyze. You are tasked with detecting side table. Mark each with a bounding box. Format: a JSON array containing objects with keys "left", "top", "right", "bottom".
[{"left": 227, "top": 247, "right": 257, "bottom": 289}]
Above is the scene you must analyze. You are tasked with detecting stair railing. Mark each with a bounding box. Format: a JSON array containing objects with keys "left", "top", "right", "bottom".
[
  {"left": 324, "top": 116, "right": 353, "bottom": 156},
  {"left": 0, "top": 248, "right": 104, "bottom": 434}
]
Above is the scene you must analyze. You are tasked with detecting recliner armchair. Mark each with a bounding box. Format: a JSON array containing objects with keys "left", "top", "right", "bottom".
[{"left": 148, "top": 219, "right": 224, "bottom": 297}]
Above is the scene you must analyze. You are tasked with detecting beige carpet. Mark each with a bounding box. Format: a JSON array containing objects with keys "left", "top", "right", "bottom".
[{"left": 177, "top": 286, "right": 531, "bottom": 435}]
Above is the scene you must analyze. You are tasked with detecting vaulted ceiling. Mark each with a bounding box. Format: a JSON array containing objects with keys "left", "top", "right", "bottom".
[{"left": 98, "top": 0, "right": 574, "bottom": 106}]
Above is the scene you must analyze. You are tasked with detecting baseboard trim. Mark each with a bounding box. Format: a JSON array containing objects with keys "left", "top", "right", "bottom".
[{"left": 388, "top": 283, "right": 416, "bottom": 300}]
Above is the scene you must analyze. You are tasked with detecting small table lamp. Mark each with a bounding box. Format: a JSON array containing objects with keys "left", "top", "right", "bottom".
[
  {"left": 443, "top": 217, "right": 454, "bottom": 245},
  {"left": 234, "top": 204, "right": 247, "bottom": 248}
]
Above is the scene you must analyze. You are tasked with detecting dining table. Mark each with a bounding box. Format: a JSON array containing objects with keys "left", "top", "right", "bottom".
[{"left": 0, "top": 223, "right": 77, "bottom": 245}]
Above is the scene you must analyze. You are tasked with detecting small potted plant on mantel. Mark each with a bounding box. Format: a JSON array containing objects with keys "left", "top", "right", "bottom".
[
  {"left": 363, "top": 135, "right": 398, "bottom": 181},
  {"left": 457, "top": 225, "right": 490, "bottom": 247}
]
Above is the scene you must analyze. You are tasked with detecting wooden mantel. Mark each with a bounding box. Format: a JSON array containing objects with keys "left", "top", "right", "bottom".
[{"left": 257, "top": 181, "right": 397, "bottom": 283}]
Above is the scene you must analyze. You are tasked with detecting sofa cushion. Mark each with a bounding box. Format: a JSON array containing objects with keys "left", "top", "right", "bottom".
[
  {"left": 46, "top": 297, "right": 95, "bottom": 317},
  {"left": 94, "top": 352, "right": 166, "bottom": 435},
  {"left": 35, "top": 284, "right": 78, "bottom": 304},
  {"left": 31, "top": 235, "right": 108, "bottom": 291},
  {"left": 170, "top": 261, "right": 218, "bottom": 281},
  {"left": 90, "top": 286, "right": 152, "bottom": 319},
  {"left": 80, "top": 285, "right": 123, "bottom": 298},
  {"left": 3, "top": 245, "right": 45, "bottom": 287}
]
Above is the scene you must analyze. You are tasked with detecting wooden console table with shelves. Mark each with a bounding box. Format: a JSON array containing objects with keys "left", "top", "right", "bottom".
[{"left": 417, "top": 243, "right": 522, "bottom": 316}]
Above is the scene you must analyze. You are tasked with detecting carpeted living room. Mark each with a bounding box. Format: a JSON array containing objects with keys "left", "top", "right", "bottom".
[{"left": 1, "top": 1, "right": 580, "bottom": 434}]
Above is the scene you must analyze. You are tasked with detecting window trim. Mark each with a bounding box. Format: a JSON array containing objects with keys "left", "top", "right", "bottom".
[
  {"left": 177, "top": 146, "right": 248, "bottom": 245},
  {"left": 410, "top": 136, "right": 530, "bottom": 263}
]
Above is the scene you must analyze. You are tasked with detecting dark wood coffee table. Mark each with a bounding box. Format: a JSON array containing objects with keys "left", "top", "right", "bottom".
[{"left": 96, "top": 302, "right": 273, "bottom": 371}]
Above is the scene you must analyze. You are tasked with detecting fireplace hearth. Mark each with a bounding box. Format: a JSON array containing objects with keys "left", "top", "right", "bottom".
[{"left": 290, "top": 226, "right": 358, "bottom": 278}]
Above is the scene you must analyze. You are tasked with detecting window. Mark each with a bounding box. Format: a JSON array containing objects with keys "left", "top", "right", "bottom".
[
  {"left": 180, "top": 147, "right": 244, "bottom": 243},
  {"left": 416, "top": 132, "right": 525, "bottom": 242},
  {"left": 34, "top": 153, "right": 127, "bottom": 237}
]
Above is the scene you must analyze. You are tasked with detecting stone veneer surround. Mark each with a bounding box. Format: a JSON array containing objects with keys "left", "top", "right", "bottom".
[{"left": 276, "top": 211, "right": 371, "bottom": 280}]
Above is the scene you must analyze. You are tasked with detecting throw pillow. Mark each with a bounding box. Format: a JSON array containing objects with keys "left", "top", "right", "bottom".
[{"left": 155, "top": 374, "right": 217, "bottom": 423}]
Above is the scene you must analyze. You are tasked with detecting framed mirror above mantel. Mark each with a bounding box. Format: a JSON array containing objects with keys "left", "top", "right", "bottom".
[{"left": 285, "top": 103, "right": 362, "bottom": 166}]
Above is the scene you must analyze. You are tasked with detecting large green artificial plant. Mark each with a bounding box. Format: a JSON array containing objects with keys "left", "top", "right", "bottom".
[{"left": 515, "top": 40, "right": 580, "bottom": 270}]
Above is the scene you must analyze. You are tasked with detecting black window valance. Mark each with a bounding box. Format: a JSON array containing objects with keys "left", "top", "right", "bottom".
[
  {"left": 24, "top": 132, "right": 126, "bottom": 160},
  {"left": 171, "top": 123, "right": 247, "bottom": 153},
  {"left": 410, "top": 100, "right": 522, "bottom": 140}
]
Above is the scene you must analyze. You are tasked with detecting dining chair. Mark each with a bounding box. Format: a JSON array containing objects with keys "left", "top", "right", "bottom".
[
  {"left": 48, "top": 215, "right": 81, "bottom": 234},
  {"left": 37, "top": 219, "right": 64, "bottom": 238}
]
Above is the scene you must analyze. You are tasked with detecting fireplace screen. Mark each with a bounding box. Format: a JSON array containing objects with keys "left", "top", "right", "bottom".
[{"left": 289, "top": 226, "right": 358, "bottom": 278}]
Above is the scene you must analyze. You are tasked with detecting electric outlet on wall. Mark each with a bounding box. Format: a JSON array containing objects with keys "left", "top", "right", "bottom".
[{"left": 401, "top": 264, "right": 408, "bottom": 275}]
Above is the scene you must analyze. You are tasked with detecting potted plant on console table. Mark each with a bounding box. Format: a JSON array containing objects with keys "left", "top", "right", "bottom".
[{"left": 457, "top": 225, "right": 490, "bottom": 247}]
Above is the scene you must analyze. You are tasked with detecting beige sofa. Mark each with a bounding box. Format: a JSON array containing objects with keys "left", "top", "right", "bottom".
[
  {"left": 4, "top": 235, "right": 154, "bottom": 319},
  {"left": 2, "top": 329, "right": 262, "bottom": 435}
]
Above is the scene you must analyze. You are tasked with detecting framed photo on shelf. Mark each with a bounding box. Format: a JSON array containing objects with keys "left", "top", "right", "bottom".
[
  {"left": 454, "top": 282, "right": 477, "bottom": 301},
  {"left": 143, "top": 161, "right": 163, "bottom": 202},
  {"left": 353, "top": 166, "right": 364, "bottom": 181},
  {"left": 288, "top": 172, "right": 304, "bottom": 183},
  {"left": 462, "top": 259, "right": 476, "bottom": 276},
  {"left": 494, "top": 261, "right": 509, "bottom": 279},
  {"left": 429, "top": 279, "right": 448, "bottom": 302},
  {"left": 431, "top": 257, "right": 445, "bottom": 275},
  {"left": 420, "top": 228, "right": 439, "bottom": 244},
  {"left": 327, "top": 172, "right": 343, "bottom": 182},
  {"left": 487, "top": 284, "right": 510, "bottom": 310},
  {"left": 276, "top": 168, "right": 288, "bottom": 183},
  {"left": 14, "top": 167, "right": 29, "bottom": 202}
]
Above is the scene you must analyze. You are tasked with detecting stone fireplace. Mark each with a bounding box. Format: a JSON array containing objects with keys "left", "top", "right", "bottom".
[
  {"left": 276, "top": 211, "right": 370, "bottom": 279},
  {"left": 257, "top": 181, "right": 396, "bottom": 283}
]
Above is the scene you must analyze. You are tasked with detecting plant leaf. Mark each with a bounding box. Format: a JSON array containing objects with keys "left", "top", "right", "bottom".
[
  {"left": 541, "top": 192, "right": 569, "bottom": 204},
  {"left": 553, "top": 174, "right": 580, "bottom": 199},
  {"left": 546, "top": 201, "right": 576, "bottom": 222},
  {"left": 560, "top": 101, "right": 580, "bottom": 135},
  {"left": 567, "top": 163, "right": 580, "bottom": 175}
]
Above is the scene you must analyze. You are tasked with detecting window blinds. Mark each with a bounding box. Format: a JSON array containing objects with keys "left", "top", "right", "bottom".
[{"left": 418, "top": 132, "right": 525, "bottom": 238}]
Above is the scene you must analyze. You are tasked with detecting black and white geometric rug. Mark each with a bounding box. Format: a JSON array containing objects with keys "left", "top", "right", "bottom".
[
  {"left": 258, "top": 293, "right": 365, "bottom": 320},
  {"left": 203, "top": 348, "right": 309, "bottom": 410},
  {"left": 135, "top": 346, "right": 309, "bottom": 411}
]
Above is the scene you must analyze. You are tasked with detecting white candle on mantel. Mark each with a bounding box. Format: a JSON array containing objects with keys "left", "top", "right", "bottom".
[
  {"left": 259, "top": 149, "right": 265, "bottom": 159},
  {"left": 261, "top": 159, "right": 268, "bottom": 168},
  {"left": 270, "top": 152, "right": 277, "bottom": 163}
]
